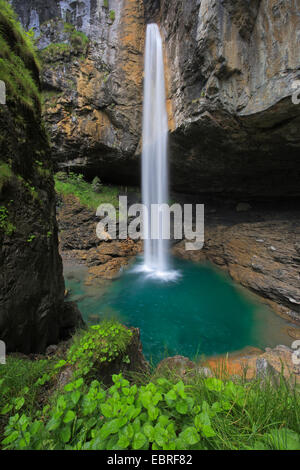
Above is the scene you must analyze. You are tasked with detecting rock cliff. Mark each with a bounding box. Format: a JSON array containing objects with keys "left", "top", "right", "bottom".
[
  {"left": 13, "top": 0, "right": 300, "bottom": 197},
  {"left": 0, "top": 2, "right": 82, "bottom": 353},
  {"left": 12, "top": 0, "right": 145, "bottom": 185},
  {"left": 145, "top": 0, "right": 300, "bottom": 196}
]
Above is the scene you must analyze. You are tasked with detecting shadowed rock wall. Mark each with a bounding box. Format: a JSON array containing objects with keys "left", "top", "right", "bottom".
[{"left": 13, "top": 0, "right": 300, "bottom": 197}]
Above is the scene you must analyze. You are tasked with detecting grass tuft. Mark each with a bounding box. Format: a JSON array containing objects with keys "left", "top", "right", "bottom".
[{"left": 54, "top": 172, "right": 120, "bottom": 209}]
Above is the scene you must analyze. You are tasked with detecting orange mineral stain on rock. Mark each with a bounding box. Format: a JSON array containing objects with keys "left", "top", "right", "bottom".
[
  {"left": 204, "top": 345, "right": 300, "bottom": 383},
  {"left": 164, "top": 49, "right": 175, "bottom": 132},
  {"left": 118, "top": 0, "right": 145, "bottom": 91}
]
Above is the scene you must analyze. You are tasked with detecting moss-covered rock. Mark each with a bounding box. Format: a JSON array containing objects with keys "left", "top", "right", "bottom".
[{"left": 0, "top": 1, "right": 83, "bottom": 353}]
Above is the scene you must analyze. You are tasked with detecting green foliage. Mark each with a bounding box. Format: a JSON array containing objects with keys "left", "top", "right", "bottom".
[
  {"left": 26, "top": 234, "right": 36, "bottom": 243},
  {"left": 21, "top": 178, "right": 38, "bottom": 199},
  {"left": 66, "top": 25, "right": 89, "bottom": 51},
  {"left": 40, "top": 24, "right": 89, "bottom": 63},
  {"left": 67, "top": 321, "right": 133, "bottom": 377},
  {"left": 92, "top": 176, "right": 103, "bottom": 193},
  {"left": 41, "top": 89, "right": 62, "bottom": 105},
  {"left": 0, "top": 0, "right": 41, "bottom": 115},
  {"left": 54, "top": 172, "right": 120, "bottom": 209},
  {"left": 39, "top": 43, "right": 72, "bottom": 62},
  {"left": 0, "top": 162, "right": 13, "bottom": 192},
  {"left": 109, "top": 10, "right": 116, "bottom": 22},
  {"left": 0, "top": 357, "right": 54, "bottom": 442},
  {"left": 103, "top": 0, "right": 109, "bottom": 8},
  {"left": 0, "top": 205, "right": 15, "bottom": 236},
  {"left": 2, "top": 371, "right": 299, "bottom": 450}
]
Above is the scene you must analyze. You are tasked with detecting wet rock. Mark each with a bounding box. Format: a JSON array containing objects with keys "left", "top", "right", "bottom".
[
  {"left": 204, "top": 345, "right": 300, "bottom": 384},
  {"left": 256, "top": 357, "right": 281, "bottom": 386},
  {"left": 13, "top": 0, "right": 145, "bottom": 185},
  {"left": 236, "top": 203, "right": 251, "bottom": 212},
  {"left": 0, "top": 10, "right": 83, "bottom": 354},
  {"left": 57, "top": 366, "right": 74, "bottom": 390},
  {"left": 60, "top": 302, "right": 85, "bottom": 340},
  {"left": 173, "top": 204, "right": 300, "bottom": 324},
  {"left": 156, "top": 355, "right": 213, "bottom": 381},
  {"left": 145, "top": 0, "right": 300, "bottom": 197},
  {"left": 57, "top": 194, "right": 142, "bottom": 281},
  {"left": 46, "top": 345, "right": 59, "bottom": 356},
  {"left": 91, "top": 327, "right": 150, "bottom": 386},
  {"left": 12, "top": 0, "right": 300, "bottom": 197}
]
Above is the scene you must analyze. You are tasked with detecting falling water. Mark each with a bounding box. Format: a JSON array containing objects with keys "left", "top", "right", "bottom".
[{"left": 142, "top": 24, "right": 169, "bottom": 276}]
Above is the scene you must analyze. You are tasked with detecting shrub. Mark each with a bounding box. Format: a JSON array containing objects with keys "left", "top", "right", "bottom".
[
  {"left": 66, "top": 321, "right": 133, "bottom": 377},
  {"left": 0, "top": 205, "right": 15, "bottom": 236},
  {"left": 91, "top": 176, "right": 103, "bottom": 193},
  {"left": 109, "top": 10, "right": 115, "bottom": 22},
  {"left": 39, "top": 43, "right": 72, "bottom": 62}
]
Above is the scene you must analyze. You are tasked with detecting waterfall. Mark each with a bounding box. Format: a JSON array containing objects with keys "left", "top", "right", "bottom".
[{"left": 142, "top": 24, "right": 169, "bottom": 275}]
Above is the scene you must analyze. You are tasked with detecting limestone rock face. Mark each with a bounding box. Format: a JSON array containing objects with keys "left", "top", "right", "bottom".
[
  {"left": 172, "top": 201, "right": 300, "bottom": 324},
  {"left": 145, "top": 0, "right": 300, "bottom": 197},
  {"left": 13, "top": 0, "right": 300, "bottom": 197},
  {"left": 12, "top": 0, "right": 145, "bottom": 184}
]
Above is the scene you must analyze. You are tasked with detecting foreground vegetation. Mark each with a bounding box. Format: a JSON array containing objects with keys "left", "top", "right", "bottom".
[
  {"left": 0, "top": 320, "right": 299, "bottom": 451},
  {"left": 0, "top": 0, "right": 41, "bottom": 117}
]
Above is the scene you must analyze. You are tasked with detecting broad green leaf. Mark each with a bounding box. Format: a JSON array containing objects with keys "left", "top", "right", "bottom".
[
  {"left": 201, "top": 424, "right": 216, "bottom": 438},
  {"left": 148, "top": 404, "right": 159, "bottom": 421},
  {"left": 2, "top": 430, "right": 19, "bottom": 445},
  {"left": 15, "top": 397, "right": 25, "bottom": 411},
  {"left": 63, "top": 410, "right": 76, "bottom": 424},
  {"left": 117, "top": 434, "right": 130, "bottom": 449},
  {"left": 205, "top": 377, "right": 224, "bottom": 392},
  {"left": 71, "top": 391, "right": 81, "bottom": 406},
  {"left": 100, "top": 403, "right": 114, "bottom": 418},
  {"left": 143, "top": 423, "right": 155, "bottom": 440},
  {"left": 60, "top": 426, "right": 71, "bottom": 443},
  {"left": 179, "top": 427, "right": 200, "bottom": 446},
  {"left": 133, "top": 432, "right": 147, "bottom": 450},
  {"left": 165, "top": 389, "right": 176, "bottom": 401},
  {"left": 176, "top": 400, "right": 188, "bottom": 415},
  {"left": 174, "top": 381, "right": 186, "bottom": 398}
]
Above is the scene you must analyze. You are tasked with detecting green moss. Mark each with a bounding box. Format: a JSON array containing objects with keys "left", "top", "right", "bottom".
[
  {"left": 103, "top": 0, "right": 109, "bottom": 8},
  {"left": 36, "top": 165, "right": 51, "bottom": 179},
  {"left": 0, "top": 162, "right": 13, "bottom": 192},
  {"left": 0, "top": 0, "right": 41, "bottom": 116},
  {"left": 0, "top": 205, "right": 16, "bottom": 236},
  {"left": 39, "top": 24, "right": 89, "bottom": 64},
  {"left": 109, "top": 10, "right": 115, "bottom": 22},
  {"left": 16, "top": 175, "right": 39, "bottom": 199},
  {"left": 39, "top": 42, "right": 72, "bottom": 62},
  {"left": 41, "top": 89, "right": 62, "bottom": 104}
]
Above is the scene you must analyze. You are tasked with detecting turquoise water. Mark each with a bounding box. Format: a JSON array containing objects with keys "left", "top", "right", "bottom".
[{"left": 64, "top": 257, "right": 290, "bottom": 364}]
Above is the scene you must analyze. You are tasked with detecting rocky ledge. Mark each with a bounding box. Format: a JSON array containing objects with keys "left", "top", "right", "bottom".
[
  {"left": 173, "top": 198, "right": 300, "bottom": 327},
  {"left": 57, "top": 194, "right": 142, "bottom": 282},
  {"left": 156, "top": 345, "right": 300, "bottom": 385}
]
